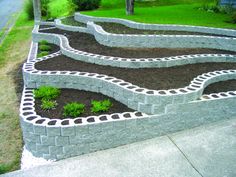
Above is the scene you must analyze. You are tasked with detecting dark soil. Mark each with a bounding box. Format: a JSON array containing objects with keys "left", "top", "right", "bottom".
[
  {"left": 11, "top": 62, "right": 24, "bottom": 102},
  {"left": 203, "top": 80, "right": 236, "bottom": 94},
  {"left": 35, "top": 54, "right": 236, "bottom": 91},
  {"left": 96, "top": 22, "right": 235, "bottom": 37},
  {"left": 40, "top": 28, "right": 236, "bottom": 58},
  {"left": 35, "top": 89, "right": 134, "bottom": 119}
]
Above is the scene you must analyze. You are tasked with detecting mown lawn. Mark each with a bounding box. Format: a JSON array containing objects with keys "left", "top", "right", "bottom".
[
  {"left": 81, "top": 0, "right": 236, "bottom": 29},
  {"left": 0, "top": 12, "right": 33, "bottom": 174}
]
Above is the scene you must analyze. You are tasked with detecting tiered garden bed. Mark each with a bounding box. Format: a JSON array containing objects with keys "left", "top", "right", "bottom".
[{"left": 19, "top": 14, "right": 236, "bottom": 160}]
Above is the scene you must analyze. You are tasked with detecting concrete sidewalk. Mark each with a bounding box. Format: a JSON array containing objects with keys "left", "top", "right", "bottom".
[{"left": 2, "top": 118, "right": 236, "bottom": 177}]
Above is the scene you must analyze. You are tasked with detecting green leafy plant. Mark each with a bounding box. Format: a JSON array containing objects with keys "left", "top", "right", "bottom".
[
  {"left": 37, "top": 51, "right": 49, "bottom": 58},
  {"left": 91, "top": 99, "right": 112, "bottom": 113},
  {"left": 39, "top": 40, "right": 49, "bottom": 45},
  {"left": 41, "top": 0, "right": 51, "bottom": 19},
  {"left": 63, "top": 102, "right": 85, "bottom": 118},
  {"left": 48, "top": 0, "right": 77, "bottom": 19},
  {"left": 41, "top": 100, "right": 57, "bottom": 110},
  {"left": 232, "top": 11, "right": 236, "bottom": 23},
  {"left": 39, "top": 45, "right": 52, "bottom": 51},
  {"left": 33, "top": 86, "right": 60, "bottom": 100},
  {"left": 72, "top": 0, "right": 101, "bottom": 11},
  {"left": 24, "top": 0, "right": 34, "bottom": 20}
]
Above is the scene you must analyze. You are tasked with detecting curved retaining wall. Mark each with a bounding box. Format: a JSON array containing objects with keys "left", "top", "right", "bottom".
[
  {"left": 74, "top": 13, "right": 236, "bottom": 49},
  {"left": 87, "top": 22, "right": 236, "bottom": 50},
  {"left": 20, "top": 85, "right": 236, "bottom": 160},
  {"left": 20, "top": 43, "right": 236, "bottom": 160},
  {"left": 54, "top": 18, "right": 89, "bottom": 33},
  {"left": 75, "top": 12, "right": 236, "bottom": 37},
  {"left": 34, "top": 25, "right": 236, "bottom": 68},
  {"left": 24, "top": 42, "right": 236, "bottom": 115}
]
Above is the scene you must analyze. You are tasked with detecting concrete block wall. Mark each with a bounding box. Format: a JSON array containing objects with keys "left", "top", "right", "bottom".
[
  {"left": 54, "top": 18, "right": 89, "bottom": 33},
  {"left": 19, "top": 20, "right": 236, "bottom": 160},
  {"left": 74, "top": 12, "right": 236, "bottom": 37},
  {"left": 33, "top": 25, "right": 236, "bottom": 69},
  {"left": 23, "top": 42, "right": 236, "bottom": 115},
  {"left": 20, "top": 87, "right": 236, "bottom": 160},
  {"left": 87, "top": 22, "right": 236, "bottom": 51}
]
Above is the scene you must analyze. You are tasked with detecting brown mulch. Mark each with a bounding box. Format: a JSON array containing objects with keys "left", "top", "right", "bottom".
[{"left": 35, "top": 54, "right": 236, "bottom": 91}]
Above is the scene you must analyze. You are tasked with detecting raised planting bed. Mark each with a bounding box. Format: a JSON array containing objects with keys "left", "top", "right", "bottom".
[
  {"left": 20, "top": 85, "right": 236, "bottom": 160},
  {"left": 72, "top": 13, "right": 236, "bottom": 49},
  {"left": 35, "top": 54, "right": 236, "bottom": 91},
  {"left": 75, "top": 12, "right": 236, "bottom": 37},
  {"left": 35, "top": 88, "right": 134, "bottom": 119},
  {"left": 95, "top": 22, "right": 234, "bottom": 37},
  {"left": 40, "top": 28, "right": 236, "bottom": 58}
]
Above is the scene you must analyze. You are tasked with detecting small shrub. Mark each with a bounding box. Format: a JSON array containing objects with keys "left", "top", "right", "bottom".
[
  {"left": 219, "top": 5, "right": 234, "bottom": 14},
  {"left": 72, "top": 0, "right": 101, "bottom": 11},
  {"left": 39, "top": 40, "right": 49, "bottom": 45},
  {"left": 41, "top": 100, "right": 57, "bottom": 110},
  {"left": 24, "top": 0, "right": 34, "bottom": 20},
  {"left": 210, "top": 5, "right": 220, "bottom": 13},
  {"left": 37, "top": 51, "right": 49, "bottom": 58},
  {"left": 33, "top": 86, "right": 60, "bottom": 100},
  {"left": 48, "top": 0, "right": 77, "bottom": 19},
  {"left": 63, "top": 102, "right": 85, "bottom": 118},
  {"left": 41, "top": 0, "right": 51, "bottom": 19},
  {"left": 232, "top": 12, "right": 236, "bottom": 23},
  {"left": 39, "top": 45, "right": 52, "bottom": 51},
  {"left": 91, "top": 99, "right": 112, "bottom": 113}
]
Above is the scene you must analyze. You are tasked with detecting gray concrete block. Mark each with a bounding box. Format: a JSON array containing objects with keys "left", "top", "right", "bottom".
[
  {"left": 41, "top": 135, "right": 56, "bottom": 146},
  {"left": 61, "top": 126, "right": 75, "bottom": 136},
  {"left": 47, "top": 127, "right": 61, "bottom": 136},
  {"left": 55, "top": 136, "right": 69, "bottom": 146}
]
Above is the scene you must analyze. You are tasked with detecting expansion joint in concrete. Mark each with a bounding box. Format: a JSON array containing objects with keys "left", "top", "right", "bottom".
[{"left": 167, "top": 135, "right": 204, "bottom": 177}]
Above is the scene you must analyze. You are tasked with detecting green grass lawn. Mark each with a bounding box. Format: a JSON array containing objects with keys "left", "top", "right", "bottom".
[
  {"left": 81, "top": 0, "right": 236, "bottom": 29},
  {"left": 0, "top": 11, "right": 33, "bottom": 174}
]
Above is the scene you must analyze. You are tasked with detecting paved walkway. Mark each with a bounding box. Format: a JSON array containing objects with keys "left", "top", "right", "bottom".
[{"left": 2, "top": 118, "right": 236, "bottom": 177}]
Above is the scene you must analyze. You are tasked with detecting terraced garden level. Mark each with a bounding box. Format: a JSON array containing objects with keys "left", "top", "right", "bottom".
[
  {"left": 35, "top": 54, "right": 236, "bottom": 91},
  {"left": 95, "top": 22, "right": 235, "bottom": 37},
  {"left": 40, "top": 28, "right": 236, "bottom": 58}
]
